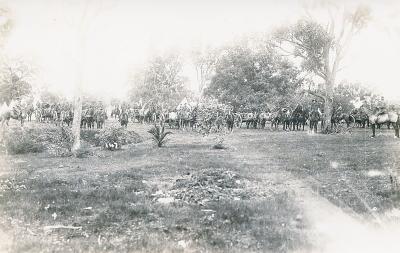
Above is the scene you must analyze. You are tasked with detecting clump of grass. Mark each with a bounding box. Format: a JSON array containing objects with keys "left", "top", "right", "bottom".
[{"left": 148, "top": 125, "right": 172, "bottom": 147}]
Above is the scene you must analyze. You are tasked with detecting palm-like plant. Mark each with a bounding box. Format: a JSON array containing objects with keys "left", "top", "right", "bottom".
[{"left": 148, "top": 125, "right": 172, "bottom": 147}]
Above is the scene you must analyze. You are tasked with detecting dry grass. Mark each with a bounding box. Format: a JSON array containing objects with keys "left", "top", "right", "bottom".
[{"left": 0, "top": 121, "right": 399, "bottom": 252}]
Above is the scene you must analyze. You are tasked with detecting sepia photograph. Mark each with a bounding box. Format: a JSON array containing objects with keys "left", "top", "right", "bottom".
[{"left": 0, "top": 0, "right": 399, "bottom": 252}]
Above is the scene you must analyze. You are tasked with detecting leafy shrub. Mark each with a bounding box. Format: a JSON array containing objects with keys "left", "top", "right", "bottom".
[
  {"left": 1, "top": 128, "right": 45, "bottom": 154},
  {"left": 148, "top": 125, "right": 172, "bottom": 147},
  {"left": 94, "top": 127, "right": 142, "bottom": 150},
  {"left": 0, "top": 125, "right": 74, "bottom": 155}
]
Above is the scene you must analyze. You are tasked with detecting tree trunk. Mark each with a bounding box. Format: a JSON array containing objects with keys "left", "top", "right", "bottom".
[
  {"left": 323, "top": 96, "right": 333, "bottom": 131},
  {"left": 323, "top": 79, "right": 334, "bottom": 131},
  {"left": 71, "top": 95, "right": 82, "bottom": 154}
]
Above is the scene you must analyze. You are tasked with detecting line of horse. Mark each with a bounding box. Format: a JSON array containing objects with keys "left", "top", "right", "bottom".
[
  {"left": 0, "top": 102, "right": 109, "bottom": 130},
  {"left": 1, "top": 101, "right": 399, "bottom": 138}
]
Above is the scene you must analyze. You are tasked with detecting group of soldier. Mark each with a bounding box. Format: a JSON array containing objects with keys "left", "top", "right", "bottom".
[
  {"left": 2, "top": 96, "right": 392, "bottom": 134},
  {"left": 15, "top": 101, "right": 108, "bottom": 129}
]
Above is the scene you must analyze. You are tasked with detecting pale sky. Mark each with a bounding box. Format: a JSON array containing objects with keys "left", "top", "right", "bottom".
[{"left": 2, "top": 0, "right": 400, "bottom": 102}]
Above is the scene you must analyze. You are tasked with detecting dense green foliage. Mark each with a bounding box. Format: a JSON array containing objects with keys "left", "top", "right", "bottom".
[
  {"left": 205, "top": 43, "right": 304, "bottom": 111},
  {"left": 129, "top": 53, "right": 190, "bottom": 111}
]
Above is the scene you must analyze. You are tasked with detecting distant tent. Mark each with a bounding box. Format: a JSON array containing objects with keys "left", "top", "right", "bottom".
[{"left": 0, "top": 102, "right": 9, "bottom": 115}]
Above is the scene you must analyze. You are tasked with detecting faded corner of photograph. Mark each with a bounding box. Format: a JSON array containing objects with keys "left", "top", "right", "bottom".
[{"left": 0, "top": 0, "right": 400, "bottom": 252}]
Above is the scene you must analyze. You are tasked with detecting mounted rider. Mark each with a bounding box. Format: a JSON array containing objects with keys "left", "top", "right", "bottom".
[
  {"left": 293, "top": 104, "right": 303, "bottom": 115},
  {"left": 375, "top": 96, "right": 387, "bottom": 115},
  {"left": 310, "top": 99, "right": 322, "bottom": 117}
]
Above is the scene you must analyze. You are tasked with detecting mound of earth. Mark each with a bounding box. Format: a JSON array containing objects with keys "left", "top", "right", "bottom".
[{"left": 171, "top": 169, "right": 256, "bottom": 205}]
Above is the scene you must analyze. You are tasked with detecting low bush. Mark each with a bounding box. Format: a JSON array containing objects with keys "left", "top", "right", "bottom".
[
  {"left": 1, "top": 126, "right": 74, "bottom": 155},
  {"left": 1, "top": 128, "right": 45, "bottom": 154},
  {"left": 0, "top": 125, "right": 142, "bottom": 154}
]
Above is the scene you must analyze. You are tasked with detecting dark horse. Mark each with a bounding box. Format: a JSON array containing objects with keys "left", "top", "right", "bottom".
[
  {"left": 62, "top": 110, "right": 74, "bottom": 126},
  {"left": 331, "top": 112, "right": 355, "bottom": 129},
  {"left": 81, "top": 108, "right": 95, "bottom": 129},
  {"left": 352, "top": 110, "right": 369, "bottom": 128},
  {"left": 225, "top": 112, "right": 235, "bottom": 132},
  {"left": 119, "top": 111, "right": 129, "bottom": 128},
  {"left": 291, "top": 106, "right": 308, "bottom": 131},
  {"left": 309, "top": 110, "right": 320, "bottom": 133}
]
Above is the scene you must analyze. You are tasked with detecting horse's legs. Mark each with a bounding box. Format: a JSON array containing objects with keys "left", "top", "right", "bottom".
[{"left": 371, "top": 124, "right": 376, "bottom": 137}]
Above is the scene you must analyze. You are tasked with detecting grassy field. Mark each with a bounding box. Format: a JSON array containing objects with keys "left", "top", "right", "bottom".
[{"left": 0, "top": 121, "right": 399, "bottom": 253}]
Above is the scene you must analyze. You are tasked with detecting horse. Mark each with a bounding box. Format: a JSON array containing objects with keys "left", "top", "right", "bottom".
[
  {"left": 258, "top": 112, "right": 273, "bottom": 129},
  {"left": 309, "top": 110, "right": 320, "bottom": 133},
  {"left": 331, "top": 112, "right": 355, "bottom": 129},
  {"left": 234, "top": 113, "right": 242, "bottom": 128},
  {"left": 111, "top": 107, "right": 120, "bottom": 119},
  {"left": 62, "top": 110, "right": 74, "bottom": 126},
  {"left": 41, "top": 106, "right": 54, "bottom": 122},
  {"left": 353, "top": 110, "right": 369, "bottom": 128},
  {"left": 189, "top": 108, "right": 198, "bottom": 129},
  {"left": 271, "top": 112, "right": 280, "bottom": 129},
  {"left": 84, "top": 107, "right": 95, "bottom": 129},
  {"left": 369, "top": 111, "right": 399, "bottom": 138},
  {"left": 291, "top": 106, "right": 308, "bottom": 131},
  {"left": 1, "top": 108, "right": 25, "bottom": 126},
  {"left": 35, "top": 108, "right": 42, "bottom": 122},
  {"left": 26, "top": 105, "right": 35, "bottom": 122},
  {"left": 225, "top": 112, "right": 235, "bottom": 132},
  {"left": 178, "top": 110, "right": 192, "bottom": 129},
  {"left": 119, "top": 111, "right": 129, "bottom": 128},
  {"left": 95, "top": 110, "right": 107, "bottom": 129},
  {"left": 165, "top": 111, "right": 178, "bottom": 128},
  {"left": 241, "top": 112, "right": 256, "bottom": 129},
  {"left": 280, "top": 108, "right": 291, "bottom": 131}
]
